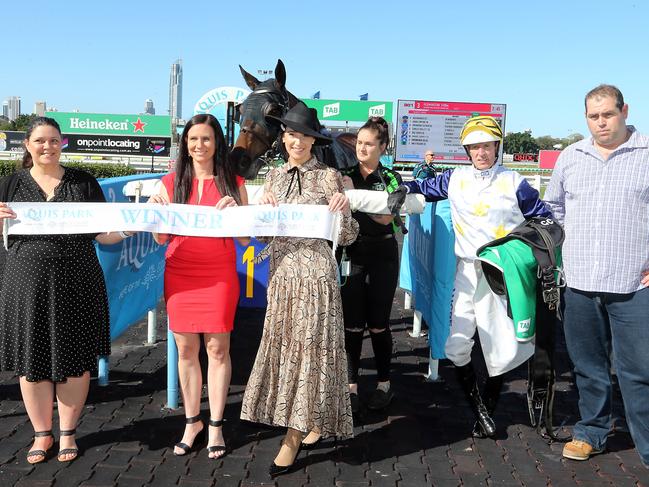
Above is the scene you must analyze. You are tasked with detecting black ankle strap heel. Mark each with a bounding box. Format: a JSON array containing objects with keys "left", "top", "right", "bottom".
[
  {"left": 173, "top": 415, "right": 205, "bottom": 456},
  {"left": 207, "top": 419, "right": 228, "bottom": 459}
]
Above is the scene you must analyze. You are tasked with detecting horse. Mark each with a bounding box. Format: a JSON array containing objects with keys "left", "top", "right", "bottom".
[
  {"left": 229, "top": 59, "right": 358, "bottom": 180},
  {"left": 229, "top": 59, "right": 407, "bottom": 231}
]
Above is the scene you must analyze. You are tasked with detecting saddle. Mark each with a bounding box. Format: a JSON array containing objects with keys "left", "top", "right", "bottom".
[{"left": 476, "top": 216, "right": 568, "bottom": 442}]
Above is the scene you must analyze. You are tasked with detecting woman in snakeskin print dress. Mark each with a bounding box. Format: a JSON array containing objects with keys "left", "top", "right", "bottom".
[{"left": 240, "top": 104, "right": 358, "bottom": 476}]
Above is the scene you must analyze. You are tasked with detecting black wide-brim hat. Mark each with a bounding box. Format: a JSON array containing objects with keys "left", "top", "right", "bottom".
[{"left": 267, "top": 103, "right": 332, "bottom": 145}]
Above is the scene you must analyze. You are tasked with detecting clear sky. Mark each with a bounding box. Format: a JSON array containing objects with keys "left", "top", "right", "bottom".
[{"left": 3, "top": 0, "right": 648, "bottom": 138}]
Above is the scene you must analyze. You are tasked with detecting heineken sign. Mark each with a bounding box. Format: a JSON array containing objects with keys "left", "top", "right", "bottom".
[
  {"left": 46, "top": 112, "right": 171, "bottom": 137},
  {"left": 301, "top": 99, "right": 393, "bottom": 122}
]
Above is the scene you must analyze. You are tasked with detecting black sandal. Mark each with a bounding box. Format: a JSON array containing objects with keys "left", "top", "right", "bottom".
[
  {"left": 174, "top": 415, "right": 205, "bottom": 456},
  {"left": 57, "top": 429, "right": 79, "bottom": 463},
  {"left": 207, "top": 419, "right": 228, "bottom": 459},
  {"left": 27, "top": 430, "right": 54, "bottom": 464}
]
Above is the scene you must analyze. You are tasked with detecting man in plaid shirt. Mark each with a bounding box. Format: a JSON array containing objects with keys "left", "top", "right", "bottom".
[{"left": 545, "top": 84, "right": 649, "bottom": 466}]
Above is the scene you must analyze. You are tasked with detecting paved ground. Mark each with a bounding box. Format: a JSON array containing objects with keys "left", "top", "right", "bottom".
[{"left": 1, "top": 291, "right": 648, "bottom": 486}]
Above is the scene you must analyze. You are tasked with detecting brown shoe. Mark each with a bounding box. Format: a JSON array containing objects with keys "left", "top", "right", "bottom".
[{"left": 562, "top": 440, "right": 603, "bottom": 461}]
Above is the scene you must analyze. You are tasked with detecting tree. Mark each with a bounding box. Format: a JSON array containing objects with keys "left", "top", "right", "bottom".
[
  {"left": 535, "top": 135, "right": 561, "bottom": 151},
  {"left": 0, "top": 114, "right": 37, "bottom": 132},
  {"left": 560, "top": 133, "right": 584, "bottom": 148},
  {"left": 503, "top": 131, "right": 539, "bottom": 154}
]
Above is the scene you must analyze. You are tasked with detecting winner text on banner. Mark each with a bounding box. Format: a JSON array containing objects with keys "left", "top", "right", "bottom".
[{"left": 5, "top": 203, "right": 341, "bottom": 241}]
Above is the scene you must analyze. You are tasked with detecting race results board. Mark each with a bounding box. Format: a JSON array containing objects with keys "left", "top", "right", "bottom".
[{"left": 395, "top": 100, "right": 506, "bottom": 164}]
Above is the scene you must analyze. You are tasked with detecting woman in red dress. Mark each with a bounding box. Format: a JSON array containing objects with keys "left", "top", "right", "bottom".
[{"left": 151, "top": 114, "right": 247, "bottom": 459}]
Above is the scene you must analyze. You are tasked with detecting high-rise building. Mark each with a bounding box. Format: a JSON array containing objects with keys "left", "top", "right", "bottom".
[
  {"left": 144, "top": 98, "right": 155, "bottom": 115},
  {"left": 34, "top": 101, "right": 47, "bottom": 117},
  {"left": 5, "top": 96, "right": 21, "bottom": 121},
  {"left": 1, "top": 100, "right": 8, "bottom": 119},
  {"left": 169, "top": 59, "right": 182, "bottom": 121}
]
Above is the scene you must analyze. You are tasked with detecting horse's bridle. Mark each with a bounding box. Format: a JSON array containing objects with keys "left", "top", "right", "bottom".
[{"left": 238, "top": 84, "right": 291, "bottom": 166}]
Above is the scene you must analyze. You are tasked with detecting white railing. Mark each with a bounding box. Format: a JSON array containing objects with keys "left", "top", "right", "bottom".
[{"left": 397, "top": 169, "right": 551, "bottom": 191}]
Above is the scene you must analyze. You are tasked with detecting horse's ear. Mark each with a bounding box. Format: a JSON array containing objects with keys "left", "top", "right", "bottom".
[
  {"left": 239, "top": 65, "right": 260, "bottom": 90},
  {"left": 274, "top": 60, "right": 286, "bottom": 89},
  {"left": 286, "top": 90, "right": 300, "bottom": 108}
]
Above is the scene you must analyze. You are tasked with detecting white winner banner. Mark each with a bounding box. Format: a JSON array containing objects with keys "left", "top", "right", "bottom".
[{"left": 5, "top": 203, "right": 341, "bottom": 241}]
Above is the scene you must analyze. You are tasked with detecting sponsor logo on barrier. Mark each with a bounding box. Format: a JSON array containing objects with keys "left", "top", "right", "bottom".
[
  {"left": 517, "top": 318, "right": 531, "bottom": 332},
  {"left": 116, "top": 232, "right": 161, "bottom": 271}
]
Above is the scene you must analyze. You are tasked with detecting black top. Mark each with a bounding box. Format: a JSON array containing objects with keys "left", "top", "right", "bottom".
[
  {"left": 345, "top": 164, "right": 403, "bottom": 237},
  {"left": 0, "top": 166, "right": 110, "bottom": 382}
]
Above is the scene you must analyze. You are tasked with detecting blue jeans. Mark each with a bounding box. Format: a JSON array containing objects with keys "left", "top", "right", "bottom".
[{"left": 563, "top": 286, "right": 649, "bottom": 464}]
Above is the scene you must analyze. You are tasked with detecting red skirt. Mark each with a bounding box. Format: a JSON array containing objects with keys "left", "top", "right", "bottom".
[{"left": 164, "top": 248, "right": 239, "bottom": 334}]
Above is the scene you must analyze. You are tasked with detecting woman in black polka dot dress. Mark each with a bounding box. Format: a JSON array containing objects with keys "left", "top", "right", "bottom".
[{"left": 0, "top": 117, "right": 133, "bottom": 464}]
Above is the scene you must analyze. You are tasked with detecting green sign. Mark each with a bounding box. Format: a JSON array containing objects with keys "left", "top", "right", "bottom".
[
  {"left": 46, "top": 112, "right": 171, "bottom": 137},
  {"left": 301, "top": 99, "right": 393, "bottom": 123}
]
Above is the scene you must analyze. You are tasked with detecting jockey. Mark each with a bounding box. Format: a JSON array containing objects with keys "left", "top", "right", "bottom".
[{"left": 389, "top": 115, "right": 552, "bottom": 437}]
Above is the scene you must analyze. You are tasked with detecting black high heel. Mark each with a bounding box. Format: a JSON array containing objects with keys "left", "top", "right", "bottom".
[
  {"left": 174, "top": 415, "right": 204, "bottom": 456},
  {"left": 269, "top": 443, "right": 302, "bottom": 477},
  {"left": 300, "top": 434, "right": 322, "bottom": 450},
  {"left": 206, "top": 419, "right": 228, "bottom": 459}
]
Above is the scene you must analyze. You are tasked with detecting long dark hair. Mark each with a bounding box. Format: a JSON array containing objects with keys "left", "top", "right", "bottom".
[
  {"left": 358, "top": 116, "right": 390, "bottom": 150},
  {"left": 174, "top": 114, "right": 241, "bottom": 205},
  {"left": 22, "top": 117, "right": 63, "bottom": 169}
]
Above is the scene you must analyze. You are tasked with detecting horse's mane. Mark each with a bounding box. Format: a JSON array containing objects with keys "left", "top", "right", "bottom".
[{"left": 315, "top": 131, "right": 358, "bottom": 171}]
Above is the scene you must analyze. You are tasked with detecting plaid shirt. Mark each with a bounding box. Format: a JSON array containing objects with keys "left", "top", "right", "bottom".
[{"left": 545, "top": 126, "right": 649, "bottom": 293}]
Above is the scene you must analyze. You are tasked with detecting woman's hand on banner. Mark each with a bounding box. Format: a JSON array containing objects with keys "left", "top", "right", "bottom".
[
  {"left": 0, "top": 202, "right": 17, "bottom": 221},
  {"left": 328, "top": 192, "right": 350, "bottom": 213},
  {"left": 215, "top": 196, "right": 237, "bottom": 210},
  {"left": 148, "top": 194, "right": 169, "bottom": 205},
  {"left": 258, "top": 192, "right": 278, "bottom": 207}
]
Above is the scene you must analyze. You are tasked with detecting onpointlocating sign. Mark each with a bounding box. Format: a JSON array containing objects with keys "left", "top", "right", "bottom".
[
  {"left": 0, "top": 131, "right": 26, "bottom": 152},
  {"left": 303, "top": 99, "right": 393, "bottom": 123},
  {"left": 395, "top": 100, "right": 506, "bottom": 163},
  {"left": 46, "top": 112, "right": 171, "bottom": 137},
  {"left": 61, "top": 134, "right": 171, "bottom": 156}
]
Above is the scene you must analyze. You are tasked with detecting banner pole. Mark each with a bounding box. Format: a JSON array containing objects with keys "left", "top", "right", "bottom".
[
  {"left": 98, "top": 356, "right": 109, "bottom": 386},
  {"left": 147, "top": 309, "right": 157, "bottom": 344},
  {"left": 166, "top": 318, "right": 179, "bottom": 409},
  {"left": 409, "top": 309, "right": 425, "bottom": 337}
]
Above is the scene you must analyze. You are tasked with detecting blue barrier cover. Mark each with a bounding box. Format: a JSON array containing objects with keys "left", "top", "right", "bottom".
[
  {"left": 97, "top": 174, "right": 166, "bottom": 340},
  {"left": 399, "top": 201, "right": 455, "bottom": 358},
  {"left": 235, "top": 238, "right": 269, "bottom": 308}
]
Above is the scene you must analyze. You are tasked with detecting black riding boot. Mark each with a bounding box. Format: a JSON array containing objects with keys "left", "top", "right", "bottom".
[
  {"left": 455, "top": 363, "right": 496, "bottom": 438},
  {"left": 472, "top": 374, "right": 504, "bottom": 437}
]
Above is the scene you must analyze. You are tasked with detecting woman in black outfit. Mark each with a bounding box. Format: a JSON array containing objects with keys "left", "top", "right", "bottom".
[
  {"left": 340, "top": 117, "right": 402, "bottom": 413},
  {"left": 0, "top": 117, "right": 132, "bottom": 464}
]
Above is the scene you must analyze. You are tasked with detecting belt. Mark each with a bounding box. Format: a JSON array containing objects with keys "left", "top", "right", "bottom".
[{"left": 356, "top": 234, "right": 395, "bottom": 243}]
